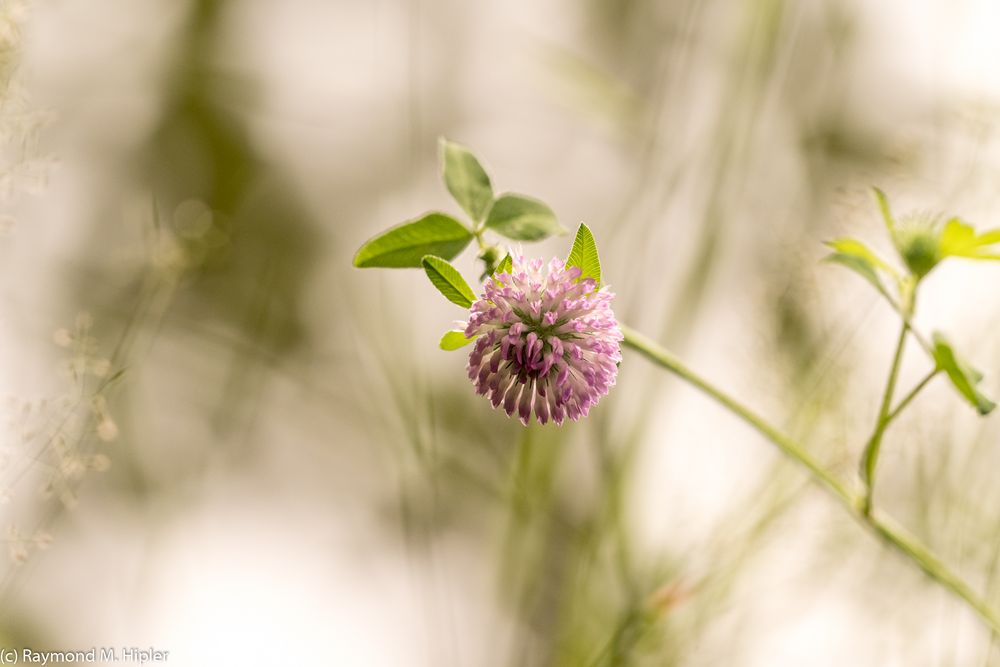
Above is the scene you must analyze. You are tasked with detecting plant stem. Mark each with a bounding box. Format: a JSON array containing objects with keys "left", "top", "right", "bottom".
[
  {"left": 886, "top": 369, "right": 939, "bottom": 424},
  {"left": 619, "top": 325, "right": 851, "bottom": 501},
  {"left": 859, "top": 321, "right": 909, "bottom": 513},
  {"left": 867, "top": 281, "right": 933, "bottom": 357},
  {"left": 619, "top": 323, "right": 1000, "bottom": 635}
]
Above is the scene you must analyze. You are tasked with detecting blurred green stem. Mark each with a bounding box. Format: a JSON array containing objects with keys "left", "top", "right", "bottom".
[
  {"left": 860, "top": 321, "right": 909, "bottom": 514},
  {"left": 886, "top": 369, "right": 938, "bottom": 423},
  {"left": 620, "top": 324, "right": 1000, "bottom": 635},
  {"left": 620, "top": 325, "right": 851, "bottom": 500}
]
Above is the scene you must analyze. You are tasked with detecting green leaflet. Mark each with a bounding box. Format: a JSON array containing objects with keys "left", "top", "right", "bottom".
[
  {"left": 825, "top": 238, "right": 895, "bottom": 273},
  {"left": 872, "top": 187, "right": 895, "bottom": 232},
  {"left": 494, "top": 253, "right": 513, "bottom": 276},
  {"left": 353, "top": 213, "right": 472, "bottom": 268},
  {"left": 825, "top": 253, "right": 888, "bottom": 297},
  {"left": 441, "top": 138, "right": 494, "bottom": 223},
  {"left": 422, "top": 255, "right": 477, "bottom": 308},
  {"left": 485, "top": 194, "right": 565, "bottom": 241},
  {"left": 940, "top": 218, "right": 1000, "bottom": 260},
  {"left": 823, "top": 238, "right": 896, "bottom": 299},
  {"left": 932, "top": 333, "right": 995, "bottom": 415}
]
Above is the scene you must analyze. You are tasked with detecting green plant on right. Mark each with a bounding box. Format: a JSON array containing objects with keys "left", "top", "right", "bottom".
[{"left": 825, "top": 189, "right": 999, "bottom": 513}]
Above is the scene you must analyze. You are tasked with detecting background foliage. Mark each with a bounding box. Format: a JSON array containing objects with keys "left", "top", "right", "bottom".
[{"left": 2, "top": 0, "right": 1000, "bottom": 665}]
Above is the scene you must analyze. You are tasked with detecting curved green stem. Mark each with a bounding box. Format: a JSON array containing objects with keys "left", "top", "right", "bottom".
[
  {"left": 860, "top": 321, "right": 909, "bottom": 514},
  {"left": 620, "top": 324, "right": 1000, "bottom": 635},
  {"left": 619, "top": 325, "right": 851, "bottom": 501}
]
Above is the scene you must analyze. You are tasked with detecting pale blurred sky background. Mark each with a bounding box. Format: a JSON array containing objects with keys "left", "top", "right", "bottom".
[{"left": 2, "top": 1, "right": 1000, "bottom": 665}]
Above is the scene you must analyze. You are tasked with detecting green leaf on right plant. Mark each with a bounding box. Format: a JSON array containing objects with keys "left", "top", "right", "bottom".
[
  {"left": 485, "top": 194, "right": 565, "bottom": 241},
  {"left": 932, "top": 333, "right": 996, "bottom": 415},
  {"left": 939, "top": 218, "right": 1000, "bottom": 260},
  {"left": 354, "top": 213, "right": 473, "bottom": 268},
  {"left": 566, "top": 222, "right": 602, "bottom": 286},
  {"left": 441, "top": 138, "right": 494, "bottom": 223},
  {"left": 823, "top": 238, "right": 894, "bottom": 299},
  {"left": 439, "top": 330, "right": 477, "bottom": 351},
  {"left": 872, "top": 187, "right": 895, "bottom": 232},
  {"left": 422, "top": 255, "right": 477, "bottom": 308}
]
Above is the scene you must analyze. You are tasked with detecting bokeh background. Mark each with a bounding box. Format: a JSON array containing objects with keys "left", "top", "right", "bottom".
[{"left": 2, "top": 0, "right": 1000, "bottom": 665}]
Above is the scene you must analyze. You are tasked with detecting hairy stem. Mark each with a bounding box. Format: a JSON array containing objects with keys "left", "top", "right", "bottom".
[
  {"left": 860, "top": 321, "right": 909, "bottom": 513},
  {"left": 620, "top": 324, "right": 1000, "bottom": 635}
]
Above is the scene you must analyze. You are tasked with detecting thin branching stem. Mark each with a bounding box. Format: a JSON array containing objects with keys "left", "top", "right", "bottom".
[
  {"left": 620, "top": 324, "right": 1000, "bottom": 636},
  {"left": 886, "top": 369, "right": 939, "bottom": 423}
]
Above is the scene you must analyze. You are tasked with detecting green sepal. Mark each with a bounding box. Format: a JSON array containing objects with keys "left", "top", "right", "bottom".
[{"left": 566, "top": 222, "right": 602, "bottom": 286}]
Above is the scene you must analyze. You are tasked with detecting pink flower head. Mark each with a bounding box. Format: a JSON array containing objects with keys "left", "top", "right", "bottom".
[{"left": 464, "top": 256, "right": 623, "bottom": 425}]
